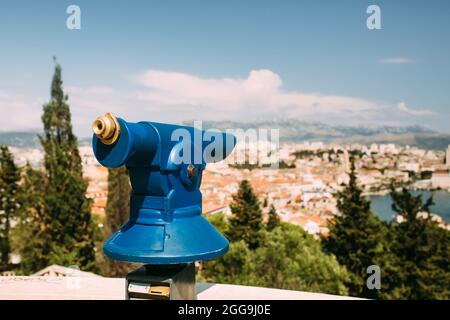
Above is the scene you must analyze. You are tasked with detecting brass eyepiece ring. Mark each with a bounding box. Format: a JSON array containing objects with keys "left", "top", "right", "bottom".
[{"left": 92, "top": 113, "right": 121, "bottom": 145}]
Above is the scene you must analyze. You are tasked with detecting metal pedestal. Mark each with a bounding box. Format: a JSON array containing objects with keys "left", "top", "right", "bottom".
[{"left": 125, "top": 263, "right": 196, "bottom": 300}]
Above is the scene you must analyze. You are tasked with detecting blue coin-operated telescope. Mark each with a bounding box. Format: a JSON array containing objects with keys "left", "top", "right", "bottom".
[{"left": 92, "top": 113, "right": 236, "bottom": 299}]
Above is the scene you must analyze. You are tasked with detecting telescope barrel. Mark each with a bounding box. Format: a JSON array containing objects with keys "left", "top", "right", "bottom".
[
  {"left": 92, "top": 114, "right": 159, "bottom": 168},
  {"left": 92, "top": 114, "right": 235, "bottom": 169}
]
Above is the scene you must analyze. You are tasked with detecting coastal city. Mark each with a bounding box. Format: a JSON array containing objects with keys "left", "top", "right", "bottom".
[
  {"left": 1, "top": 0, "right": 449, "bottom": 303},
  {"left": 9, "top": 141, "right": 450, "bottom": 237}
]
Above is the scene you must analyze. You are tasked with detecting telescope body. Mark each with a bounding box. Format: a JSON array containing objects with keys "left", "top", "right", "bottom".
[{"left": 92, "top": 115, "right": 236, "bottom": 264}]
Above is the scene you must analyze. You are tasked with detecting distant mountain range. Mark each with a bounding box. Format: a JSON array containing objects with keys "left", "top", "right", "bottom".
[
  {"left": 1, "top": 121, "right": 450, "bottom": 150},
  {"left": 194, "top": 120, "right": 450, "bottom": 150},
  {"left": 0, "top": 131, "right": 91, "bottom": 149}
]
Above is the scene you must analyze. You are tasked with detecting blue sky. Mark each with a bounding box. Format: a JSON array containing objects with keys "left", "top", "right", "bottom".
[{"left": 0, "top": 0, "right": 449, "bottom": 136}]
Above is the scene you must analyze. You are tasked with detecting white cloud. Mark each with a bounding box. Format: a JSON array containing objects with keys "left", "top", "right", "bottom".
[
  {"left": 397, "top": 101, "right": 436, "bottom": 116},
  {"left": 0, "top": 90, "right": 44, "bottom": 131},
  {"left": 2, "top": 69, "right": 437, "bottom": 136},
  {"left": 134, "top": 69, "right": 378, "bottom": 118},
  {"left": 379, "top": 57, "right": 413, "bottom": 64}
]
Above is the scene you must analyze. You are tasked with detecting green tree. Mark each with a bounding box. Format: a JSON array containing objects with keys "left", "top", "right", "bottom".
[
  {"left": 266, "top": 204, "right": 280, "bottom": 231},
  {"left": 322, "top": 157, "right": 388, "bottom": 299},
  {"left": 206, "top": 212, "right": 229, "bottom": 235},
  {"left": 104, "top": 166, "right": 131, "bottom": 236},
  {"left": 202, "top": 222, "right": 349, "bottom": 295},
  {"left": 0, "top": 146, "right": 21, "bottom": 266},
  {"left": 262, "top": 196, "right": 268, "bottom": 208},
  {"left": 385, "top": 187, "right": 450, "bottom": 300},
  {"left": 101, "top": 166, "right": 134, "bottom": 276},
  {"left": 201, "top": 240, "right": 252, "bottom": 285},
  {"left": 227, "top": 180, "right": 263, "bottom": 249},
  {"left": 18, "top": 61, "right": 97, "bottom": 273},
  {"left": 249, "top": 224, "right": 349, "bottom": 295},
  {"left": 13, "top": 164, "right": 48, "bottom": 274}
]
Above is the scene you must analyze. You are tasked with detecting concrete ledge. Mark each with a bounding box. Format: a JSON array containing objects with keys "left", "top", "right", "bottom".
[{"left": 0, "top": 277, "right": 360, "bottom": 300}]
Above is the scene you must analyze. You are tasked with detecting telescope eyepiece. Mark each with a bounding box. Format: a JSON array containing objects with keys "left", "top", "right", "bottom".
[{"left": 92, "top": 113, "right": 121, "bottom": 145}]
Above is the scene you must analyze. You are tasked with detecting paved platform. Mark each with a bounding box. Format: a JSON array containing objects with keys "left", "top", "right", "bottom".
[{"left": 0, "top": 276, "right": 359, "bottom": 300}]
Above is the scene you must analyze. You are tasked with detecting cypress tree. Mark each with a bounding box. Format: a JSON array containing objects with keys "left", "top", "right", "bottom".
[
  {"left": 0, "top": 145, "right": 21, "bottom": 266},
  {"left": 105, "top": 167, "right": 131, "bottom": 236},
  {"left": 102, "top": 166, "right": 132, "bottom": 276},
  {"left": 386, "top": 187, "right": 450, "bottom": 300},
  {"left": 262, "top": 196, "right": 268, "bottom": 208},
  {"left": 266, "top": 204, "right": 280, "bottom": 231},
  {"left": 322, "top": 157, "right": 388, "bottom": 299},
  {"left": 227, "top": 179, "right": 263, "bottom": 249},
  {"left": 42, "top": 61, "right": 96, "bottom": 270},
  {"left": 18, "top": 60, "right": 96, "bottom": 272}
]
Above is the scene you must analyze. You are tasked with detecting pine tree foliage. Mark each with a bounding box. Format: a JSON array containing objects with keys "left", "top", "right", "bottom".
[
  {"left": 266, "top": 204, "right": 280, "bottom": 231},
  {"left": 322, "top": 157, "right": 388, "bottom": 298},
  {"left": 14, "top": 164, "right": 48, "bottom": 274},
  {"left": 202, "top": 222, "right": 349, "bottom": 295},
  {"left": 0, "top": 146, "right": 21, "bottom": 266},
  {"left": 101, "top": 166, "right": 134, "bottom": 276},
  {"left": 104, "top": 166, "right": 131, "bottom": 236},
  {"left": 227, "top": 179, "right": 263, "bottom": 249},
  {"left": 386, "top": 187, "right": 450, "bottom": 300}
]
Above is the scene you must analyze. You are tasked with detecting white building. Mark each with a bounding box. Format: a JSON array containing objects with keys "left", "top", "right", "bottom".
[
  {"left": 397, "top": 162, "right": 420, "bottom": 172},
  {"left": 446, "top": 145, "right": 450, "bottom": 167},
  {"left": 431, "top": 169, "right": 450, "bottom": 189}
]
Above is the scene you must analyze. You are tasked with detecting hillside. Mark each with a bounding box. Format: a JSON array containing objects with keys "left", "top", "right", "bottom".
[{"left": 1, "top": 121, "right": 449, "bottom": 150}]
